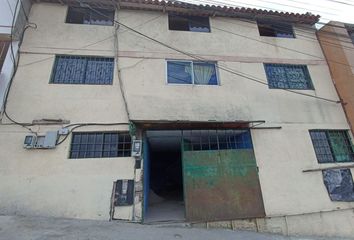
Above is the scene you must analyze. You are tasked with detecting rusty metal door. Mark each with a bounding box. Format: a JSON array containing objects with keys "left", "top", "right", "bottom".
[{"left": 182, "top": 138, "right": 265, "bottom": 222}]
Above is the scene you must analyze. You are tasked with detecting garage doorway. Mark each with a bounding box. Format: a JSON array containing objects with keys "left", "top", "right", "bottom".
[{"left": 144, "top": 130, "right": 185, "bottom": 223}]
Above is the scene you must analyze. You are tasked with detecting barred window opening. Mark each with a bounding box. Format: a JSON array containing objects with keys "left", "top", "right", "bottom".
[
  {"left": 70, "top": 132, "right": 131, "bottom": 159},
  {"left": 183, "top": 129, "right": 253, "bottom": 151},
  {"left": 264, "top": 64, "right": 313, "bottom": 90},
  {"left": 310, "top": 130, "right": 354, "bottom": 163},
  {"left": 51, "top": 56, "right": 114, "bottom": 85}
]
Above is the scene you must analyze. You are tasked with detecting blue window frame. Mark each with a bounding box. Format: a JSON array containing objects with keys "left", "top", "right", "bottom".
[
  {"left": 51, "top": 56, "right": 114, "bottom": 85},
  {"left": 264, "top": 63, "right": 314, "bottom": 90},
  {"left": 183, "top": 129, "right": 253, "bottom": 151},
  {"left": 167, "top": 60, "right": 218, "bottom": 85}
]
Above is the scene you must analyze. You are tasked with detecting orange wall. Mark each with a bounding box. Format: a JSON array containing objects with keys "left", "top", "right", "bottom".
[{"left": 317, "top": 23, "right": 354, "bottom": 135}]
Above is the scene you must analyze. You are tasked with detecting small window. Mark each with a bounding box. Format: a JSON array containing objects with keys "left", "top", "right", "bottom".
[
  {"left": 0, "top": 41, "right": 10, "bottom": 73},
  {"left": 323, "top": 169, "right": 354, "bottom": 202},
  {"left": 70, "top": 132, "right": 131, "bottom": 159},
  {"left": 51, "top": 56, "right": 114, "bottom": 85},
  {"left": 346, "top": 26, "right": 354, "bottom": 44},
  {"left": 167, "top": 60, "right": 218, "bottom": 85},
  {"left": 257, "top": 20, "right": 295, "bottom": 38},
  {"left": 66, "top": 6, "right": 114, "bottom": 26},
  {"left": 310, "top": 130, "right": 354, "bottom": 163},
  {"left": 168, "top": 14, "right": 210, "bottom": 32},
  {"left": 264, "top": 64, "right": 313, "bottom": 90},
  {"left": 183, "top": 130, "right": 253, "bottom": 151}
]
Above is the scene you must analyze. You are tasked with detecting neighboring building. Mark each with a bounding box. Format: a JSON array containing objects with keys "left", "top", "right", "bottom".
[
  {"left": 317, "top": 22, "right": 354, "bottom": 136},
  {"left": 0, "top": 0, "right": 354, "bottom": 238},
  {"left": 0, "top": 0, "right": 31, "bottom": 112}
]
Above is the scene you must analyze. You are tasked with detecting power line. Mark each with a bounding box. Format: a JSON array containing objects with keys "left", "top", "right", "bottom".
[
  {"left": 84, "top": 3, "right": 340, "bottom": 104},
  {"left": 18, "top": 14, "right": 164, "bottom": 68},
  {"left": 185, "top": 0, "right": 352, "bottom": 30},
  {"left": 323, "top": 0, "right": 354, "bottom": 7},
  {"left": 172, "top": 0, "right": 354, "bottom": 65}
]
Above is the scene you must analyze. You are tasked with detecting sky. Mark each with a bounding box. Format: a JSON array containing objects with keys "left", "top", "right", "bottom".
[{"left": 186, "top": 0, "right": 354, "bottom": 24}]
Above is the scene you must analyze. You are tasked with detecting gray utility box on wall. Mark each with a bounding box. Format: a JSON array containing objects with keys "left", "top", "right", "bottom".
[{"left": 23, "top": 131, "right": 58, "bottom": 149}]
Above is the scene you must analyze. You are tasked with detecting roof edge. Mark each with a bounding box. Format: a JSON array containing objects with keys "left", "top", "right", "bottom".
[{"left": 33, "top": 0, "right": 320, "bottom": 25}]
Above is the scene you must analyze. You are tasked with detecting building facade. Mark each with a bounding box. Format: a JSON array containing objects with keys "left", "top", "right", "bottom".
[{"left": 0, "top": 0, "right": 354, "bottom": 237}]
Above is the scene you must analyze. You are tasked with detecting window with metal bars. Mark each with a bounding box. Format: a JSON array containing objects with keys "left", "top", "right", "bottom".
[
  {"left": 257, "top": 20, "right": 295, "bottom": 38},
  {"left": 183, "top": 130, "right": 253, "bottom": 151},
  {"left": 309, "top": 130, "right": 354, "bottom": 163},
  {"left": 264, "top": 63, "right": 314, "bottom": 90},
  {"left": 51, "top": 56, "right": 114, "bottom": 85},
  {"left": 69, "top": 132, "right": 131, "bottom": 159},
  {"left": 66, "top": 6, "right": 114, "bottom": 26}
]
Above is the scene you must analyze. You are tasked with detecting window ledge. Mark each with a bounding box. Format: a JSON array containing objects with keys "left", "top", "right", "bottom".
[{"left": 303, "top": 163, "right": 354, "bottom": 173}]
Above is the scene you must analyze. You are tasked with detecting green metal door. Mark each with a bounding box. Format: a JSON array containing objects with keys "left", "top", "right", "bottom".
[{"left": 182, "top": 130, "right": 265, "bottom": 222}]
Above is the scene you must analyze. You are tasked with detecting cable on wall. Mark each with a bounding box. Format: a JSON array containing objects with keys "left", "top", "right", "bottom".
[{"left": 82, "top": 3, "right": 341, "bottom": 104}]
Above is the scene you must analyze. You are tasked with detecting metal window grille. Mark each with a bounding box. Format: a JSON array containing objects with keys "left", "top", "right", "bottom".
[
  {"left": 70, "top": 132, "right": 131, "bottom": 159},
  {"left": 51, "top": 56, "right": 114, "bottom": 85},
  {"left": 264, "top": 64, "right": 314, "bottom": 90},
  {"left": 183, "top": 129, "right": 253, "bottom": 151},
  {"left": 323, "top": 169, "right": 354, "bottom": 202},
  {"left": 310, "top": 130, "right": 354, "bottom": 163},
  {"left": 66, "top": 7, "right": 114, "bottom": 26}
]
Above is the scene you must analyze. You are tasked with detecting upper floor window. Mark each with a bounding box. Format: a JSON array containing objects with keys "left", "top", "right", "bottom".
[
  {"left": 66, "top": 6, "right": 114, "bottom": 26},
  {"left": 168, "top": 14, "right": 210, "bottom": 32},
  {"left": 0, "top": 41, "right": 10, "bottom": 73},
  {"left": 264, "top": 63, "right": 313, "bottom": 90},
  {"left": 310, "top": 130, "right": 354, "bottom": 163},
  {"left": 70, "top": 132, "right": 131, "bottom": 159},
  {"left": 167, "top": 60, "right": 218, "bottom": 85},
  {"left": 346, "top": 26, "right": 354, "bottom": 44},
  {"left": 257, "top": 20, "right": 295, "bottom": 38},
  {"left": 51, "top": 55, "right": 114, "bottom": 85}
]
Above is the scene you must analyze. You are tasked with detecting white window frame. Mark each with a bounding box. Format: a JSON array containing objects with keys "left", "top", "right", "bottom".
[{"left": 166, "top": 59, "right": 219, "bottom": 86}]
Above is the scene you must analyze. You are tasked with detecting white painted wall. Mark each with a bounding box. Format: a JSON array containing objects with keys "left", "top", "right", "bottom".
[{"left": 0, "top": 3, "right": 353, "bottom": 236}]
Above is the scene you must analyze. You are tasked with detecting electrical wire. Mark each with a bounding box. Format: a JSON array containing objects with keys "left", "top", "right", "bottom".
[
  {"left": 18, "top": 14, "right": 164, "bottom": 68},
  {"left": 83, "top": 3, "right": 341, "bottom": 104},
  {"left": 188, "top": 0, "right": 354, "bottom": 45},
  {"left": 56, "top": 122, "right": 129, "bottom": 145},
  {"left": 181, "top": 0, "right": 353, "bottom": 31},
  {"left": 2, "top": 0, "right": 344, "bottom": 138}
]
